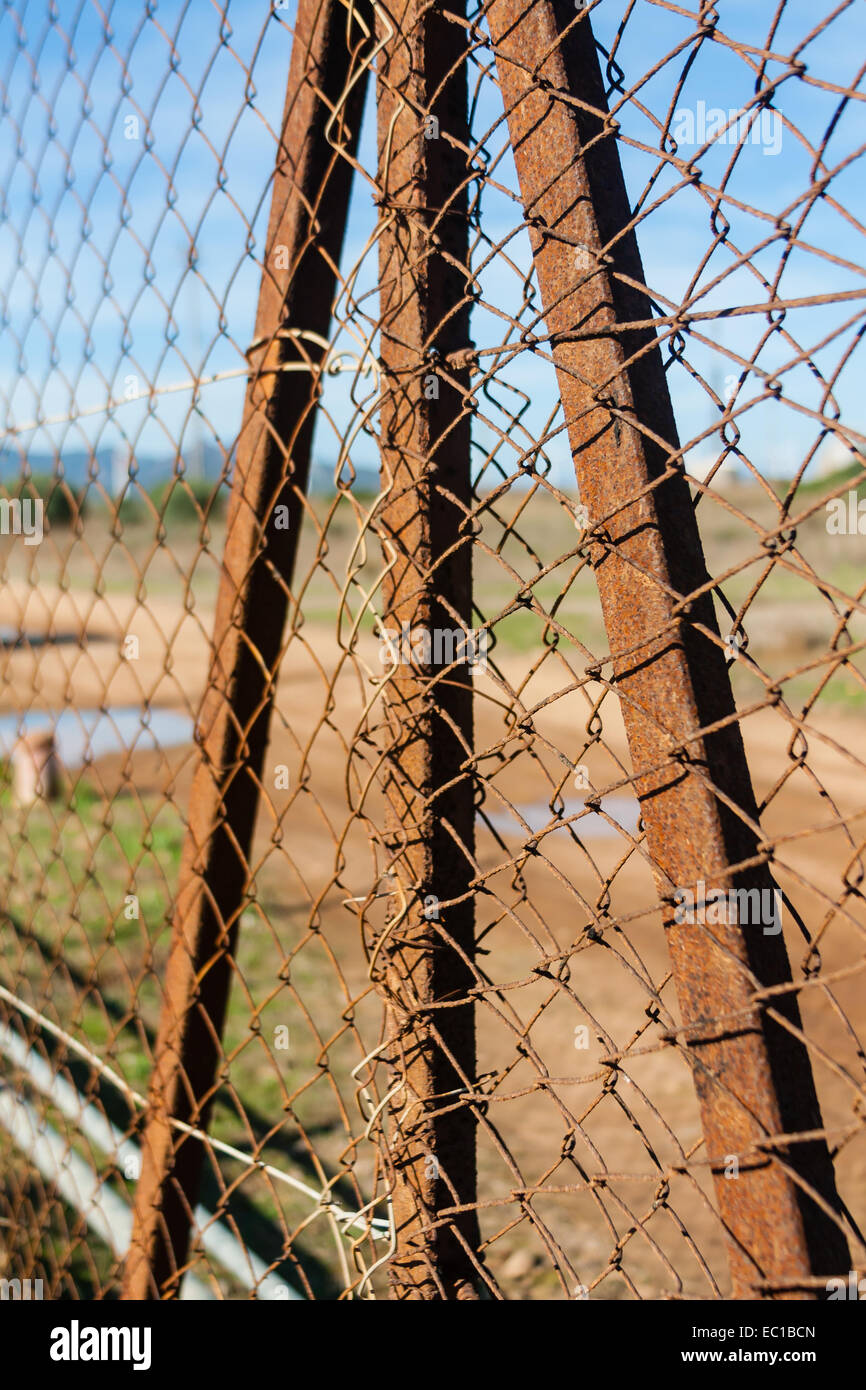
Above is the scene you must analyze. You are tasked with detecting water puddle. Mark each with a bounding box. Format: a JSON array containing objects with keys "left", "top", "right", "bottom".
[
  {"left": 0, "top": 707, "right": 194, "bottom": 768},
  {"left": 483, "top": 793, "right": 641, "bottom": 842}
]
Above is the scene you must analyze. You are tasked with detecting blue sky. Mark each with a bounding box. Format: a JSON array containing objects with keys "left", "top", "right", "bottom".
[{"left": 0, "top": 0, "right": 863, "bottom": 490}]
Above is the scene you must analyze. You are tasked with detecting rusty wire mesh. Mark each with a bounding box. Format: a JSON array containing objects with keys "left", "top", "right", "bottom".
[{"left": 0, "top": 0, "right": 865, "bottom": 1301}]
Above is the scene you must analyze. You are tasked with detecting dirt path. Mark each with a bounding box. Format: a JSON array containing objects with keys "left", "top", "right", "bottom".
[{"left": 3, "top": 584, "right": 863, "bottom": 1297}]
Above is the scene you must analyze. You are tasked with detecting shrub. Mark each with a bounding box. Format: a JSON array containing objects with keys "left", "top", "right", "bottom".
[
  {"left": 20, "top": 474, "right": 88, "bottom": 527},
  {"left": 150, "top": 474, "right": 228, "bottom": 524}
]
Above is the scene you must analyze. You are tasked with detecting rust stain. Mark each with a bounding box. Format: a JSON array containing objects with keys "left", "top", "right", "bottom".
[
  {"left": 486, "top": 0, "right": 849, "bottom": 1297},
  {"left": 374, "top": 0, "right": 480, "bottom": 1299},
  {"left": 123, "top": 0, "right": 371, "bottom": 1300}
]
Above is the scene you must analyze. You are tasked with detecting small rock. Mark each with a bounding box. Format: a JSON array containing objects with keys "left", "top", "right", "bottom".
[{"left": 503, "top": 1248, "right": 538, "bottom": 1280}]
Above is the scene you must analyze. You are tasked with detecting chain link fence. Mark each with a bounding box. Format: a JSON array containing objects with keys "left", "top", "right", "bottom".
[{"left": 0, "top": 0, "right": 864, "bottom": 1300}]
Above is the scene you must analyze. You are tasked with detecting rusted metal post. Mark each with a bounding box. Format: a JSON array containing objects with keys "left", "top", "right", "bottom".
[
  {"left": 123, "top": 0, "right": 371, "bottom": 1299},
  {"left": 486, "top": 0, "right": 849, "bottom": 1296},
  {"left": 374, "top": 0, "right": 480, "bottom": 1298}
]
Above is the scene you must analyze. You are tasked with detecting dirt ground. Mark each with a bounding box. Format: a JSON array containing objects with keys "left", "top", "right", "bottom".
[{"left": 1, "top": 505, "right": 865, "bottom": 1299}]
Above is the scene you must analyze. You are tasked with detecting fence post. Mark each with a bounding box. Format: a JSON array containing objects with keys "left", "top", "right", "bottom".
[
  {"left": 485, "top": 0, "right": 850, "bottom": 1296},
  {"left": 122, "top": 0, "right": 371, "bottom": 1299},
  {"left": 373, "top": 0, "right": 481, "bottom": 1298}
]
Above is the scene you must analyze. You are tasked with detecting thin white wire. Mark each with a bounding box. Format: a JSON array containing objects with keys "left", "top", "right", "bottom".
[
  {"left": 0, "top": 1017, "right": 302, "bottom": 1299},
  {"left": 0, "top": 983, "right": 389, "bottom": 1238},
  {"left": 1, "top": 339, "right": 379, "bottom": 442}
]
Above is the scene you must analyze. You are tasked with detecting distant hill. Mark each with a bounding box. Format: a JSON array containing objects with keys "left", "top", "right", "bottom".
[
  {"left": 0, "top": 445, "right": 380, "bottom": 498},
  {"left": 773, "top": 457, "right": 865, "bottom": 500}
]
